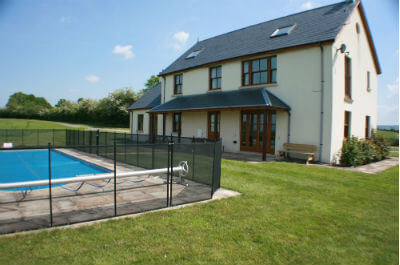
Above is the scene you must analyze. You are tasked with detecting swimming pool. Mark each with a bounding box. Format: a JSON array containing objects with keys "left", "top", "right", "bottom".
[{"left": 0, "top": 149, "right": 110, "bottom": 190}]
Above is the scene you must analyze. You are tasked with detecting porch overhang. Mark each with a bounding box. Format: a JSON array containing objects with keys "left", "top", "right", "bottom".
[{"left": 147, "top": 87, "right": 290, "bottom": 113}]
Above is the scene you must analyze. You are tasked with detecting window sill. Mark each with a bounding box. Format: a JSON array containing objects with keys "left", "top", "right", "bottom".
[
  {"left": 172, "top": 93, "right": 183, "bottom": 97},
  {"left": 239, "top": 83, "right": 278, "bottom": 89},
  {"left": 208, "top": 89, "right": 222, "bottom": 93},
  {"left": 344, "top": 97, "right": 353, "bottom": 104}
]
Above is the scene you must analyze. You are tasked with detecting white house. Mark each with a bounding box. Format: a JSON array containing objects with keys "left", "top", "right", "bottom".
[{"left": 128, "top": 0, "right": 381, "bottom": 164}]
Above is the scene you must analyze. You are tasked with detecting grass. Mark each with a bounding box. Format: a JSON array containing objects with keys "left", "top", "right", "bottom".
[
  {"left": 0, "top": 118, "right": 74, "bottom": 129},
  {"left": 376, "top": 129, "right": 399, "bottom": 146},
  {"left": 389, "top": 146, "right": 399, "bottom": 158},
  {"left": 0, "top": 118, "right": 128, "bottom": 131},
  {"left": 0, "top": 160, "right": 397, "bottom": 265}
]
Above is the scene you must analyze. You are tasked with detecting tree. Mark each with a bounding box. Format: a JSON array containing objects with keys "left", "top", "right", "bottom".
[
  {"left": 5, "top": 92, "right": 52, "bottom": 117},
  {"left": 143, "top": 75, "right": 160, "bottom": 92}
]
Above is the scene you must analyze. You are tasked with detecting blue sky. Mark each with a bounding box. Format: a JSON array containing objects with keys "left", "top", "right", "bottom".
[{"left": 0, "top": 0, "right": 398, "bottom": 125}]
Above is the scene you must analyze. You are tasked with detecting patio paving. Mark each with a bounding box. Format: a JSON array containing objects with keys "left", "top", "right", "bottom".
[{"left": 222, "top": 151, "right": 275, "bottom": 162}]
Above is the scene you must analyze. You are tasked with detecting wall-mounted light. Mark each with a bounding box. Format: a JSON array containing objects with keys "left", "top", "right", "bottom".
[{"left": 337, "top": 44, "right": 349, "bottom": 55}]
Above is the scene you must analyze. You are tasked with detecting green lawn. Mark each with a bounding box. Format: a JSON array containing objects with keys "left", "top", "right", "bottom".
[
  {"left": 0, "top": 160, "right": 397, "bottom": 265},
  {"left": 0, "top": 118, "right": 73, "bottom": 129},
  {"left": 0, "top": 118, "right": 129, "bottom": 131},
  {"left": 377, "top": 129, "right": 399, "bottom": 146}
]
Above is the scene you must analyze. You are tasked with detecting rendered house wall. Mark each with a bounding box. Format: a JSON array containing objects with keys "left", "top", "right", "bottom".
[{"left": 329, "top": 7, "right": 378, "bottom": 163}]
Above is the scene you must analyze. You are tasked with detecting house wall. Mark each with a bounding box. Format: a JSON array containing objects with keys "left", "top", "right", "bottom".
[
  {"left": 161, "top": 44, "right": 332, "bottom": 161},
  {"left": 329, "top": 7, "right": 378, "bottom": 163},
  {"left": 154, "top": 5, "right": 378, "bottom": 163},
  {"left": 130, "top": 109, "right": 150, "bottom": 134}
]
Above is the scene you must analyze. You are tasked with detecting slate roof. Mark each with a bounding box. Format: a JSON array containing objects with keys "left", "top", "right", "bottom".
[
  {"left": 128, "top": 83, "right": 161, "bottom": 110},
  {"left": 147, "top": 88, "right": 290, "bottom": 113},
  {"left": 159, "top": 1, "right": 358, "bottom": 76}
]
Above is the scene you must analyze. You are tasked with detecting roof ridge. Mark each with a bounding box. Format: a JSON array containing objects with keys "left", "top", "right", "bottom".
[{"left": 198, "top": 1, "right": 349, "bottom": 44}]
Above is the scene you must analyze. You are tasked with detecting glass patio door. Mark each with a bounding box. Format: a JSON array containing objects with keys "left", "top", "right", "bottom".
[
  {"left": 208, "top": 111, "right": 220, "bottom": 140},
  {"left": 240, "top": 110, "right": 275, "bottom": 153}
]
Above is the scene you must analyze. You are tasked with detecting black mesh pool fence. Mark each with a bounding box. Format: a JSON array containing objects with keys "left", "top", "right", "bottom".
[{"left": 0, "top": 129, "right": 221, "bottom": 234}]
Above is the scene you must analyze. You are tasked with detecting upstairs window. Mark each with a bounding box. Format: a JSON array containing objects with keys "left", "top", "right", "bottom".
[
  {"left": 344, "top": 111, "right": 351, "bottom": 139},
  {"left": 172, "top": 113, "right": 181, "bottom": 134},
  {"left": 174, "top": 74, "right": 183, "bottom": 95},
  {"left": 137, "top": 114, "right": 144, "bottom": 131},
  {"left": 345, "top": 56, "right": 352, "bottom": 99},
  {"left": 242, "top": 56, "right": 277, "bottom": 86},
  {"left": 210, "top": 66, "right": 222, "bottom": 90},
  {"left": 367, "top": 71, "right": 371, "bottom": 91},
  {"left": 270, "top": 24, "right": 295, "bottom": 38}
]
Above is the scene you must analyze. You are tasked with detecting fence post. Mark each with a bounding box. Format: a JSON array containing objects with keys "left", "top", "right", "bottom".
[
  {"left": 124, "top": 133, "right": 127, "bottom": 162},
  {"left": 211, "top": 141, "right": 217, "bottom": 197},
  {"left": 105, "top": 131, "right": 108, "bottom": 155},
  {"left": 151, "top": 141, "right": 155, "bottom": 169},
  {"left": 114, "top": 141, "right": 117, "bottom": 216},
  {"left": 48, "top": 143, "right": 53, "bottom": 227},
  {"left": 96, "top": 130, "right": 100, "bottom": 156},
  {"left": 192, "top": 145, "right": 195, "bottom": 179},
  {"left": 166, "top": 143, "right": 170, "bottom": 207},
  {"left": 169, "top": 141, "right": 174, "bottom": 206},
  {"left": 89, "top": 131, "right": 92, "bottom": 154}
]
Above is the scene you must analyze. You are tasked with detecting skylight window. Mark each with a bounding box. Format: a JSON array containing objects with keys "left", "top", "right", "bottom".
[
  {"left": 185, "top": 49, "right": 203, "bottom": 59},
  {"left": 270, "top": 24, "right": 296, "bottom": 38}
]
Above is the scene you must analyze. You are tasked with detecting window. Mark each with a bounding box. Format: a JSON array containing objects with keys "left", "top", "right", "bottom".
[
  {"left": 137, "top": 114, "right": 144, "bottom": 131},
  {"left": 186, "top": 49, "right": 203, "bottom": 59},
  {"left": 242, "top": 56, "right": 277, "bottom": 86},
  {"left": 345, "top": 56, "right": 352, "bottom": 99},
  {"left": 344, "top": 111, "right": 351, "bottom": 138},
  {"left": 172, "top": 113, "right": 181, "bottom": 133},
  {"left": 210, "top": 66, "right": 222, "bottom": 90},
  {"left": 270, "top": 24, "right": 295, "bottom": 38},
  {"left": 367, "top": 71, "right": 371, "bottom": 91},
  {"left": 174, "top": 74, "right": 183, "bottom": 94},
  {"left": 365, "top": 116, "right": 371, "bottom": 138}
]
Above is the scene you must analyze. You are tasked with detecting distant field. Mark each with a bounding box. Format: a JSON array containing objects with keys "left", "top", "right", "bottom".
[
  {"left": 377, "top": 129, "right": 399, "bottom": 146},
  {"left": 0, "top": 118, "right": 73, "bottom": 129},
  {"left": 0, "top": 119, "right": 128, "bottom": 131}
]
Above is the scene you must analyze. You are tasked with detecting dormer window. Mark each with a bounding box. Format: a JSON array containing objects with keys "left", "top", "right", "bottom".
[
  {"left": 270, "top": 24, "right": 295, "bottom": 38},
  {"left": 186, "top": 49, "right": 203, "bottom": 59}
]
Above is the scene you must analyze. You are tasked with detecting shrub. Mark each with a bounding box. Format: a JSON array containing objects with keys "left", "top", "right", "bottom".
[{"left": 340, "top": 136, "right": 389, "bottom": 167}]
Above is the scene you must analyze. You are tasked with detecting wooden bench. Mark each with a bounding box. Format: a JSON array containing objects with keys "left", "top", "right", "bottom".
[{"left": 278, "top": 143, "right": 317, "bottom": 164}]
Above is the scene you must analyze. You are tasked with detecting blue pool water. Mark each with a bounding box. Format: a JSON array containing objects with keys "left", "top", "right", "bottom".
[{"left": 0, "top": 149, "right": 110, "bottom": 190}]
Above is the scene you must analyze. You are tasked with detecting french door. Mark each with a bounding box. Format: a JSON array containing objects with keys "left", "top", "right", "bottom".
[
  {"left": 240, "top": 110, "right": 276, "bottom": 153},
  {"left": 149, "top": 114, "right": 158, "bottom": 141},
  {"left": 208, "top": 111, "right": 220, "bottom": 140}
]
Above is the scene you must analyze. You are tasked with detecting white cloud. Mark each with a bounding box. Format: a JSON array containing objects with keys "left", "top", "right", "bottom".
[
  {"left": 301, "top": 1, "right": 315, "bottom": 10},
  {"left": 112, "top": 45, "right": 135, "bottom": 60},
  {"left": 59, "top": 16, "right": 73, "bottom": 23},
  {"left": 85, "top": 75, "right": 100, "bottom": 83},
  {"left": 171, "top": 31, "right": 190, "bottom": 50}
]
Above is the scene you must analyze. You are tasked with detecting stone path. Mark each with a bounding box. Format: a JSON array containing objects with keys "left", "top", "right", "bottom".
[
  {"left": 310, "top": 157, "right": 399, "bottom": 174},
  {"left": 52, "top": 121, "right": 129, "bottom": 133}
]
